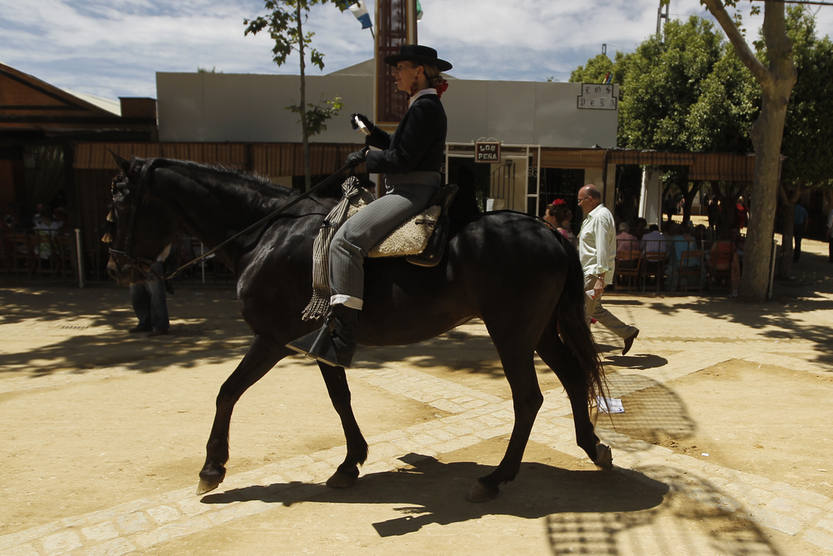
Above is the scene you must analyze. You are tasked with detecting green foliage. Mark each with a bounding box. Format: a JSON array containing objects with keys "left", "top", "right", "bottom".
[
  {"left": 569, "top": 53, "right": 614, "bottom": 83},
  {"left": 617, "top": 16, "right": 756, "bottom": 152},
  {"left": 244, "top": 0, "right": 352, "bottom": 70},
  {"left": 779, "top": 7, "right": 833, "bottom": 191},
  {"left": 287, "top": 96, "right": 344, "bottom": 137},
  {"left": 244, "top": 0, "right": 352, "bottom": 188},
  {"left": 686, "top": 43, "right": 758, "bottom": 152}
]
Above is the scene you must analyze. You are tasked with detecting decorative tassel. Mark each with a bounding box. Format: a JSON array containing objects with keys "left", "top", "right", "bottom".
[
  {"left": 100, "top": 232, "right": 112, "bottom": 243},
  {"left": 301, "top": 176, "right": 370, "bottom": 321},
  {"left": 106, "top": 210, "right": 114, "bottom": 222}
]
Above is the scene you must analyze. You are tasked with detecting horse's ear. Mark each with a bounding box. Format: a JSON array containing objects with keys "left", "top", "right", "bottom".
[{"left": 109, "top": 150, "right": 130, "bottom": 173}]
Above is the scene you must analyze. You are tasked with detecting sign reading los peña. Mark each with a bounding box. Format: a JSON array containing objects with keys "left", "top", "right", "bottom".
[{"left": 475, "top": 141, "right": 501, "bottom": 163}]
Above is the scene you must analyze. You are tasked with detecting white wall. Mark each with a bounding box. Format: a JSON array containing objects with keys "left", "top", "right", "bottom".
[
  {"left": 157, "top": 70, "right": 618, "bottom": 149},
  {"left": 156, "top": 73, "right": 373, "bottom": 142}
]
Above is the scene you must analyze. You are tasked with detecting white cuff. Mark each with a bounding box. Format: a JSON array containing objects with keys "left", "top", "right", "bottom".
[{"left": 330, "top": 294, "right": 363, "bottom": 310}]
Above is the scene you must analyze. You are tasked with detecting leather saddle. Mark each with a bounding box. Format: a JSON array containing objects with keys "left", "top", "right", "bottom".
[{"left": 365, "top": 184, "right": 459, "bottom": 268}]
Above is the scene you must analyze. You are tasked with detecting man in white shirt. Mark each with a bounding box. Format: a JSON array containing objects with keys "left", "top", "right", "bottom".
[{"left": 577, "top": 184, "right": 639, "bottom": 355}]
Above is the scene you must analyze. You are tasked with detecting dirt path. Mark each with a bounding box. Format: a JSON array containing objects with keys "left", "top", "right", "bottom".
[{"left": 1, "top": 238, "right": 832, "bottom": 554}]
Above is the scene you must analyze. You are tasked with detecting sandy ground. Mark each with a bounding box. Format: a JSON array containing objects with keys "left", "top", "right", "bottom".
[{"left": 1, "top": 238, "right": 832, "bottom": 555}]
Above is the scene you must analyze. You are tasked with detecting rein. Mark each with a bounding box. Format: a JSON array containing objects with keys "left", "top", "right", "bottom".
[{"left": 164, "top": 161, "right": 357, "bottom": 281}]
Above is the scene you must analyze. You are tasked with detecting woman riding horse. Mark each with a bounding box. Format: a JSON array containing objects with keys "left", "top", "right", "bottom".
[{"left": 288, "top": 44, "right": 452, "bottom": 368}]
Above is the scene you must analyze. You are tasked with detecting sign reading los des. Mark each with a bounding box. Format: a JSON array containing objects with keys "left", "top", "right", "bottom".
[
  {"left": 475, "top": 141, "right": 501, "bottom": 163},
  {"left": 577, "top": 83, "right": 617, "bottom": 110}
]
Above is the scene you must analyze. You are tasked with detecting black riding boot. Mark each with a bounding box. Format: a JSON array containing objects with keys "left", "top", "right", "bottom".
[{"left": 287, "top": 304, "right": 359, "bottom": 368}]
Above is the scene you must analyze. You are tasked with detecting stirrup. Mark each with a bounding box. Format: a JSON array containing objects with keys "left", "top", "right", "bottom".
[{"left": 287, "top": 324, "right": 356, "bottom": 368}]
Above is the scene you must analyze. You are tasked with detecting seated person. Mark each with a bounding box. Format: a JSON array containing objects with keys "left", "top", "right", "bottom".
[
  {"left": 616, "top": 222, "right": 640, "bottom": 259},
  {"left": 708, "top": 231, "right": 737, "bottom": 289},
  {"left": 640, "top": 224, "right": 667, "bottom": 256},
  {"left": 667, "top": 222, "right": 698, "bottom": 289}
]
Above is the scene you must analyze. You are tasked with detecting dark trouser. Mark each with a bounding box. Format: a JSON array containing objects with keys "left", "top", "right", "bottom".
[
  {"left": 130, "top": 261, "right": 169, "bottom": 332},
  {"left": 329, "top": 173, "right": 440, "bottom": 309},
  {"left": 793, "top": 230, "right": 803, "bottom": 261},
  {"left": 829, "top": 237, "right": 833, "bottom": 262}
]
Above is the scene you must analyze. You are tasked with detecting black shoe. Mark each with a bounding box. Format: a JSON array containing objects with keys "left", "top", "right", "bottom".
[
  {"left": 129, "top": 325, "right": 151, "bottom": 333},
  {"left": 287, "top": 305, "right": 359, "bottom": 367},
  {"left": 622, "top": 329, "right": 639, "bottom": 355},
  {"left": 148, "top": 328, "right": 169, "bottom": 337}
]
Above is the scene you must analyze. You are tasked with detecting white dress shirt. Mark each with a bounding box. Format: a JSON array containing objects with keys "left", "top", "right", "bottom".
[{"left": 578, "top": 204, "right": 617, "bottom": 286}]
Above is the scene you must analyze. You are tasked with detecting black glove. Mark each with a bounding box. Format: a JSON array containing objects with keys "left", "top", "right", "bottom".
[
  {"left": 350, "top": 113, "right": 373, "bottom": 134},
  {"left": 345, "top": 148, "right": 368, "bottom": 168}
]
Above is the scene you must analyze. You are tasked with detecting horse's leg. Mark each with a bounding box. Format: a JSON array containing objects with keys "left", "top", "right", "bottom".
[
  {"left": 470, "top": 335, "right": 543, "bottom": 502},
  {"left": 197, "top": 335, "right": 288, "bottom": 494},
  {"left": 317, "top": 362, "right": 368, "bottom": 488},
  {"left": 536, "top": 327, "right": 612, "bottom": 470}
]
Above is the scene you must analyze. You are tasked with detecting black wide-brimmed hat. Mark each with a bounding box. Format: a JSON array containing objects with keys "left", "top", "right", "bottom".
[{"left": 384, "top": 44, "right": 452, "bottom": 72}]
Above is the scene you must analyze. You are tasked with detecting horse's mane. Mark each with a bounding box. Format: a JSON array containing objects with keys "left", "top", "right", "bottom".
[
  {"left": 200, "top": 162, "right": 293, "bottom": 198},
  {"left": 154, "top": 158, "right": 481, "bottom": 230}
]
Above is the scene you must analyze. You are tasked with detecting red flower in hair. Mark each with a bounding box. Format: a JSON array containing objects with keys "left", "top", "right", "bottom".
[
  {"left": 551, "top": 198, "right": 567, "bottom": 207},
  {"left": 435, "top": 78, "right": 449, "bottom": 98}
]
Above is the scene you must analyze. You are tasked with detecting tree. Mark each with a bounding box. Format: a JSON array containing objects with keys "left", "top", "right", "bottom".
[
  {"left": 619, "top": 17, "right": 725, "bottom": 152},
  {"left": 569, "top": 52, "right": 626, "bottom": 85},
  {"left": 245, "top": 0, "right": 352, "bottom": 190},
  {"left": 701, "top": 0, "right": 797, "bottom": 300},
  {"left": 611, "top": 17, "right": 757, "bottom": 225},
  {"left": 775, "top": 7, "right": 833, "bottom": 276}
]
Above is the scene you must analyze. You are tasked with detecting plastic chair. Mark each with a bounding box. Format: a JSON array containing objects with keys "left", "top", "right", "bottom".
[
  {"left": 642, "top": 250, "right": 669, "bottom": 292},
  {"left": 614, "top": 250, "right": 643, "bottom": 290},
  {"left": 677, "top": 250, "right": 704, "bottom": 292},
  {"left": 708, "top": 241, "right": 734, "bottom": 289},
  {"left": 4, "top": 232, "right": 36, "bottom": 273},
  {"left": 52, "top": 232, "right": 76, "bottom": 277}
]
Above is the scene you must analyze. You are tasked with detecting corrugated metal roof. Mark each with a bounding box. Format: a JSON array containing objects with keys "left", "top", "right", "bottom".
[{"left": 64, "top": 90, "right": 121, "bottom": 116}]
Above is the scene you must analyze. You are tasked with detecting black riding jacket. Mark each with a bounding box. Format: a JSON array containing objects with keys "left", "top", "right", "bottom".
[{"left": 364, "top": 92, "right": 447, "bottom": 174}]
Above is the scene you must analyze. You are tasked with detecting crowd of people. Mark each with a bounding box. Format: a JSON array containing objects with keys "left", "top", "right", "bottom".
[
  {"left": 545, "top": 194, "right": 746, "bottom": 296},
  {"left": 1, "top": 201, "right": 71, "bottom": 273}
]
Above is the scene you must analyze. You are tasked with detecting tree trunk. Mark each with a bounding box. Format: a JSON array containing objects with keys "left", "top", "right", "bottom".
[
  {"left": 682, "top": 182, "right": 699, "bottom": 226},
  {"left": 296, "top": 4, "right": 311, "bottom": 191},
  {"left": 704, "top": 0, "right": 797, "bottom": 300},
  {"left": 742, "top": 92, "right": 789, "bottom": 299}
]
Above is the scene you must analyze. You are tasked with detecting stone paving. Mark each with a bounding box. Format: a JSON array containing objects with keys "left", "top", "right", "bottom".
[{"left": 1, "top": 240, "right": 832, "bottom": 555}]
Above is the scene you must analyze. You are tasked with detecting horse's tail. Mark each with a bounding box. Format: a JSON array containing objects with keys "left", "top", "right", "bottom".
[{"left": 552, "top": 232, "right": 607, "bottom": 406}]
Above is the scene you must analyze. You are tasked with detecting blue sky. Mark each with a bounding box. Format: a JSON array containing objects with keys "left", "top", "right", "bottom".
[{"left": 1, "top": 0, "right": 832, "bottom": 101}]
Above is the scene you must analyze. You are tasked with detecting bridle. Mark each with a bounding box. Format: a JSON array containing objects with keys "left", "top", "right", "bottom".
[{"left": 108, "top": 171, "right": 158, "bottom": 279}]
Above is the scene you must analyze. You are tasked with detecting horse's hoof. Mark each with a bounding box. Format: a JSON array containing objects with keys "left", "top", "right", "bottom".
[
  {"left": 196, "top": 478, "right": 220, "bottom": 495},
  {"left": 466, "top": 480, "right": 499, "bottom": 503},
  {"left": 326, "top": 469, "right": 358, "bottom": 489},
  {"left": 197, "top": 467, "right": 225, "bottom": 495},
  {"left": 594, "top": 443, "right": 613, "bottom": 470}
]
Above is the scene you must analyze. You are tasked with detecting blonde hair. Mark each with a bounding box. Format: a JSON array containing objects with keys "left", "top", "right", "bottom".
[
  {"left": 423, "top": 64, "right": 441, "bottom": 86},
  {"left": 402, "top": 61, "right": 446, "bottom": 96}
]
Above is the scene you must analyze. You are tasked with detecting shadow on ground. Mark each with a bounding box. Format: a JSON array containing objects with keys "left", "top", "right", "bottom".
[
  {"left": 201, "top": 454, "right": 779, "bottom": 554},
  {"left": 0, "top": 284, "right": 251, "bottom": 375},
  {"left": 202, "top": 454, "right": 668, "bottom": 533}
]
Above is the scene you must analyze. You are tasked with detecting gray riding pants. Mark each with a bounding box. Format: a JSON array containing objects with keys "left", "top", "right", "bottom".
[{"left": 329, "top": 172, "right": 440, "bottom": 310}]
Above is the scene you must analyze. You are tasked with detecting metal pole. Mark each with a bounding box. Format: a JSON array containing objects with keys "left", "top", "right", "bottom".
[
  {"left": 200, "top": 241, "right": 206, "bottom": 284},
  {"left": 74, "top": 228, "right": 85, "bottom": 288}
]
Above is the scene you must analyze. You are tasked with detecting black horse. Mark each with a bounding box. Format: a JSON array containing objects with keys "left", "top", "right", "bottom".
[{"left": 106, "top": 155, "right": 612, "bottom": 502}]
